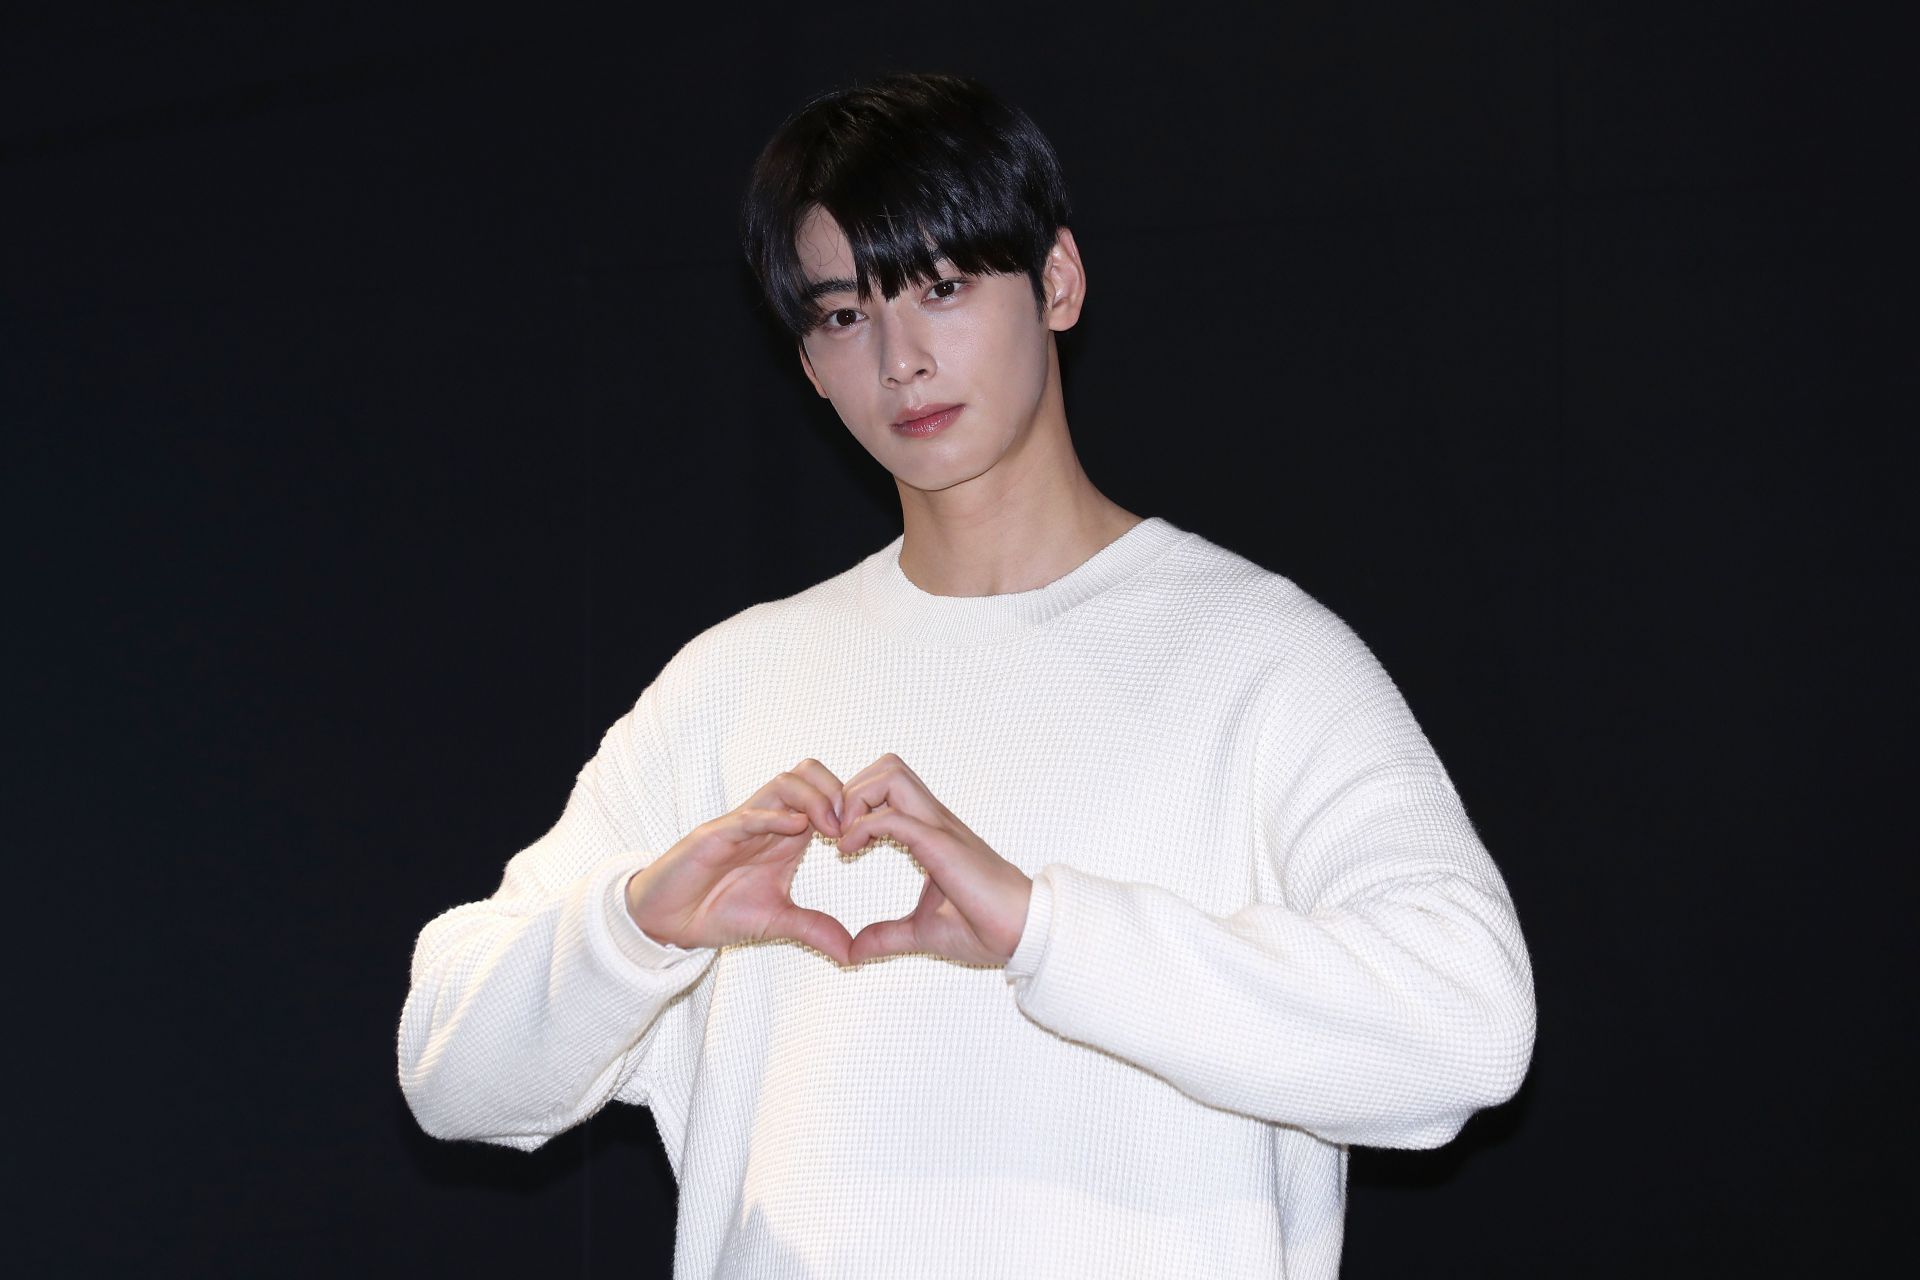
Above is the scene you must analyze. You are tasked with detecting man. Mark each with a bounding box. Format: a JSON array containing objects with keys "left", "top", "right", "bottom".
[{"left": 399, "top": 71, "right": 1535, "bottom": 1278}]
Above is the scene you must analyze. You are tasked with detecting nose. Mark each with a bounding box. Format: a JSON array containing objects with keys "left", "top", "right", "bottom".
[{"left": 875, "top": 305, "right": 935, "bottom": 389}]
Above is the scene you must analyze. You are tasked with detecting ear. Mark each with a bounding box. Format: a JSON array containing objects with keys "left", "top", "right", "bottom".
[
  {"left": 797, "top": 338, "right": 828, "bottom": 398},
  {"left": 1040, "top": 226, "right": 1087, "bottom": 333}
]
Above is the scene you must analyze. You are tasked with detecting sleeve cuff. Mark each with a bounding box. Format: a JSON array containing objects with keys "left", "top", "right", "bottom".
[
  {"left": 594, "top": 856, "right": 711, "bottom": 972},
  {"left": 1004, "top": 869, "right": 1055, "bottom": 982}
]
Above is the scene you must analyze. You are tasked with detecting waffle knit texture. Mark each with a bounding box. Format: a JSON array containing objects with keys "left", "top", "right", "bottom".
[{"left": 398, "top": 514, "right": 1536, "bottom": 1278}]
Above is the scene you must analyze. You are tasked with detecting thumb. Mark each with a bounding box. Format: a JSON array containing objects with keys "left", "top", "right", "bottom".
[
  {"left": 772, "top": 903, "right": 855, "bottom": 967},
  {"left": 848, "top": 915, "right": 919, "bottom": 966}
]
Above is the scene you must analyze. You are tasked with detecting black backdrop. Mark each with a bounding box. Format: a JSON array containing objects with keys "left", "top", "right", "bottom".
[{"left": 7, "top": 3, "right": 1906, "bottom": 1275}]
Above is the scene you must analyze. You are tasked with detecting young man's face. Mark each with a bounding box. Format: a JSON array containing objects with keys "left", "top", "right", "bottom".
[{"left": 792, "top": 205, "right": 1082, "bottom": 495}]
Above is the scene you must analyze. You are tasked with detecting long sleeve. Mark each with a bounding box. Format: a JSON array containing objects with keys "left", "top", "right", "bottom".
[
  {"left": 1003, "top": 641, "right": 1537, "bottom": 1150},
  {"left": 381, "top": 519, "right": 1535, "bottom": 1275},
  {"left": 396, "top": 684, "right": 716, "bottom": 1151}
]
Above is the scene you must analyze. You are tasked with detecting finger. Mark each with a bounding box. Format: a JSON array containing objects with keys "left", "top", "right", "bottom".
[
  {"left": 771, "top": 903, "right": 855, "bottom": 967},
  {"left": 887, "top": 755, "right": 930, "bottom": 790},
  {"left": 747, "top": 763, "right": 843, "bottom": 838},
  {"left": 728, "top": 806, "right": 813, "bottom": 841},
  {"left": 840, "top": 807, "right": 944, "bottom": 873},
  {"left": 834, "top": 756, "right": 885, "bottom": 827},
  {"left": 840, "top": 808, "right": 1007, "bottom": 942},
  {"left": 849, "top": 915, "right": 921, "bottom": 966},
  {"left": 784, "top": 757, "right": 847, "bottom": 830},
  {"left": 841, "top": 753, "right": 930, "bottom": 830}
]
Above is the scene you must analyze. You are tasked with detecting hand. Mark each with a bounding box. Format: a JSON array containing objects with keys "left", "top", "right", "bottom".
[
  {"left": 624, "top": 759, "right": 853, "bottom": 965},
  {"left": 837, "top": 753, "right": 1034, "bottom": 968}
]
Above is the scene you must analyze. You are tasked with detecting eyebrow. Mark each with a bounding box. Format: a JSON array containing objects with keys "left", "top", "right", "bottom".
[
  {"left": 801, "top": 260, "right": 959, "bottom": 305},
  {"left": 801, "top": 277, "right": 860, "bottom": 303}
]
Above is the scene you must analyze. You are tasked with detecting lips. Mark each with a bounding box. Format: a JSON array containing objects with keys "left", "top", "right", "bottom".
[
  {"left": 891, "top": 403, "right": 964, "bottom": 437},
  {"left": 894, "top": 402, "right": 960, "bottom": 427}
]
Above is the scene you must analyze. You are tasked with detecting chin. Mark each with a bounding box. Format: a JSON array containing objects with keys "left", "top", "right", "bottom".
[
  {"left": 867, "top": 410, "right": 1013, "bottom": 488},
  {"left": 904, "top": 456, "right": 1003, "bottom": 494}
]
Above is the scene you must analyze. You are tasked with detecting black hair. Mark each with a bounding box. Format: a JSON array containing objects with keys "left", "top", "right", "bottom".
[{"left": 739, "top": 71, "right": 1073, "bottom": 340}]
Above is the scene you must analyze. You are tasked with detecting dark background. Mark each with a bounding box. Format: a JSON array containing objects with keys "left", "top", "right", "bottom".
[{"left": 7, "top": 2, "right": 1906, "bottom": 1274}]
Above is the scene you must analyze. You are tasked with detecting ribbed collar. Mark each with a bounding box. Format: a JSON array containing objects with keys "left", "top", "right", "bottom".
[{"left": 852, "top": 515, "right": 1191, "bottom": 649}]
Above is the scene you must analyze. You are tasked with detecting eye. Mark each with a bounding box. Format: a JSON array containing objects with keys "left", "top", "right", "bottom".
[
  {"left": 820, "top": 307, "right": 862, "bottom": 332},
  {"left": 926, "top": 277, "right": 965, "bottom": 301}
]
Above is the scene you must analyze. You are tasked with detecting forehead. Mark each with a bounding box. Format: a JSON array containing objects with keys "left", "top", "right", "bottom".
[
  {"left": 793, "top": 205, "right": 952, "bottom": 293},
  {"left": 794, "top": 206, "right": 855, "bottom": 284}
]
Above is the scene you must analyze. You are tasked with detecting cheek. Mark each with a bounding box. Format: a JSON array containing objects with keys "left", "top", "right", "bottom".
[
  {"left": 957, "top": 307, "right": 1048, "bottom": 403},
  {"left": 992, "top": 326, "right": 1050, "bottom": 411},
  {"left": 809, "top": 351, "right": 876, "bottom": 416}
]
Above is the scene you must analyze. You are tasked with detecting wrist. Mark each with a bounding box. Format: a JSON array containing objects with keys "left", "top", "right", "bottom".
[
  {"left": 599, "top": 858, "right": 697, "bottom": 971},
  {"left": 623, "top": 866, "right": 672, "bottom": 943}
]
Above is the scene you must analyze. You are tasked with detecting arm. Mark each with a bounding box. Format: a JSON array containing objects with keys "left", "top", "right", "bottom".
[
  {"left": 396, "top": 686, "right": 716, "bottom": 1151},
  {"left": 1003, "top": 647, "right": 1536, "bottom": 1150}
]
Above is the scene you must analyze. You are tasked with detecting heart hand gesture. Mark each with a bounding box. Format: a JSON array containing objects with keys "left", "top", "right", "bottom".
[
  {"left": 623, "top": 758, "right": 855, "bottom": 965},
  {"left": 837, "top": 753, "right": 1034, "bottom": 968}
]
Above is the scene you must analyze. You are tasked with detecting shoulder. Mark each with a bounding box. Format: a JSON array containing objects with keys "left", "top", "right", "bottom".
[
  {"left": 1142, "top": 524, "right": 1385, "bottom": 686},
  {"left": 1148, "top": 533, "right": 1460, "bottom": 819}
]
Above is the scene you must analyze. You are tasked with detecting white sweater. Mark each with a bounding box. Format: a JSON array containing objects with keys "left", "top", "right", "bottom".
[{"left": 398, "top": 514, "right": 1535, "bottom": 1278}]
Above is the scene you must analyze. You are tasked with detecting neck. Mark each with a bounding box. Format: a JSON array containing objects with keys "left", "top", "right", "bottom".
[{"left": 894, "top": 344, "right": 1141, "bottom": 598}]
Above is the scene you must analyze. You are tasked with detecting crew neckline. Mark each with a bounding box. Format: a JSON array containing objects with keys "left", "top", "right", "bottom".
[{"left": 853, "top": 515, "right": 1191, "bottom": 648}]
